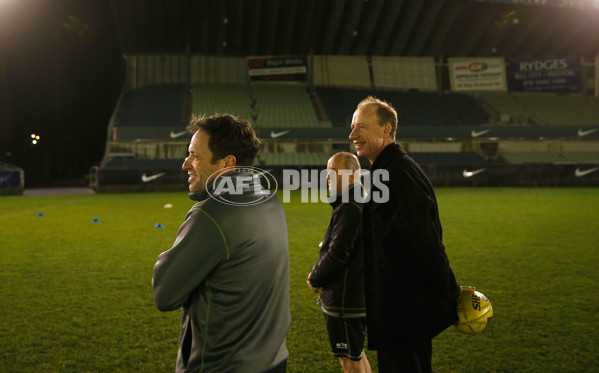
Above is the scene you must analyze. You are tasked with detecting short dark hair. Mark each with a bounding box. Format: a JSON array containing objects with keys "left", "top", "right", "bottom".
[
  {"left": 187, "top": 114, "right": 261, "bottom": 166},
  {"left": 357, "top": 96, "right": 398, "bottom": 140}
]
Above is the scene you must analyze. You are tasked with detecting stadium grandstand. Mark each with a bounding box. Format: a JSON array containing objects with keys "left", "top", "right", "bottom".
[{"left": 94, "top": 0, "right": 599, "bottom": 191}]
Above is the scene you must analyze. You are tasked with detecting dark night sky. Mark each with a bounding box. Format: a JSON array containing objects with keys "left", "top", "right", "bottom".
[{"left": 2, "top": 0, "right": 124, "bottom": 186}]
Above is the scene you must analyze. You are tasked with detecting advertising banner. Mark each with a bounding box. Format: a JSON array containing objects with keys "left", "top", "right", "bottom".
[
  {"left": 422, "top": 164, "right": 599, "bottom": 187},
  {"left": 448, "top": 58, "right": 507, "bottom": 91},
  {"left": 507, "top": 57, "right": 581, "bottom": 92},
  {"left": 247, "top": 56, "right": 307, "bottom": 81},
  {"left": 0, "top": 170, "right": 22, "bottom": 188}
]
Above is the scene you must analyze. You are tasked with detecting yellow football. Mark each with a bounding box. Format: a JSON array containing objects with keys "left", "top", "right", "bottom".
[{"left": 455, "top": 290, "right": 493, "bottom": 335}]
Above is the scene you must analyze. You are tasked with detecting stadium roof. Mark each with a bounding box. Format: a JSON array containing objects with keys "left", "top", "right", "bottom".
[{"left": 110, "top": 0, "right": 599, "bottom": 58}]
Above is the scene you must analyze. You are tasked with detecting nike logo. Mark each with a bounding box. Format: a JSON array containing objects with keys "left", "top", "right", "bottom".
[
  {"left": 574, "top": 167, "right": 599, "bottom": 177},
  {"left": 577, "top": 128, "right": 598, "bottom": 137},
  {"left": 471, "top": 129, "right": 491, "bottom": 138},
  {"left": 170, "top": 130, "right": 188, "bottom": 139},
  {"left": 141, "top": 172, "right": 166, "bottom": 183},
  {"left": 270, "top": 130, "right": 290, "bottom": 139},
  {"left": 462, "top": 168, "right": 486, "bottom": 178}
]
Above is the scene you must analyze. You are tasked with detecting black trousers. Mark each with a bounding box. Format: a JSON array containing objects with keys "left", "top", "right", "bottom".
[
  {"left": 377, "top": 339, "right": 432, "bottom": 373},
  {"left": 263, "top": 359, "right": 287, "bottom": 373}
]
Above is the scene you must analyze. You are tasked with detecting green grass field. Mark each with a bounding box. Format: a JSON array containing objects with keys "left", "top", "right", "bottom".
[{"left": 1, "top": 188, "right": 598, "bottom": 372}]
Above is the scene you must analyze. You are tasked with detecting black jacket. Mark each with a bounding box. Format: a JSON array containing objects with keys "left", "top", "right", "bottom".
[
  {"left": 362, "top": 143, "right": 460, "bottom": 349},
  {"left": 309, "top": 184, "right": 366, "bottom": 318}
]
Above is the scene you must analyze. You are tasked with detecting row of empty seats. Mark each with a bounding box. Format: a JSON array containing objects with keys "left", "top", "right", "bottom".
[
  {"left": 114, "top": 84, "right": 493, "bottom": 130},
  {"left": 316, "top": 87, "right": 490, "bottom": 127},
  {"left": 252, "top": 83, "right": 327, "bottom": 128},
  {"left": 103, "top": 158, "right": 182, "bottom": 170},
  {"left": 480, "top": 94, "right": 599, "bottom": 126},
  {"left": 125, "top": 83, "right": 330, "bottom": 128},
  {"left": 409, "top": 152, "right": 487, "bottom": 166},
  {"left": 115, "top": 84, "right": 188, "bottom": 127},
  {"left": 502, "top": 152, "right": 599, "bottom": 164},
  {"left": 256, "top": 152, "right": 331, "bottom": 166},
  {"left": 103, "top": 151, "right": 492, "bottom": 169},
  {"left": 114, "top": 84, "right": 599, "bottom": 131},
  {"left": 101, "top": 151, "right": 599, "bottom": 179},
  {"left": 191, "top": 84, "right": 253, "bottom": 119},
  {"left": 258, "top": 152, "right": 489, "bottom": 166}
]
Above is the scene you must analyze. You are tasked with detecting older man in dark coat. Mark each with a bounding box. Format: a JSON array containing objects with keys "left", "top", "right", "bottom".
[{"left": 349, "top": 96, "right": 474, "bottom": 373}]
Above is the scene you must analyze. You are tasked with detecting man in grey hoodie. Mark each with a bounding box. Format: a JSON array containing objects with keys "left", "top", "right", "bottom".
[{"left": 152, "top": 114, "right": 290, "bottom": 373}]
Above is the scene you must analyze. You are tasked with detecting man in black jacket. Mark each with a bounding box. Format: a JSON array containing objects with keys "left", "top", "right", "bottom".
[
  {"left": 307, "top": 152, "right": 371, "bottom": 373},
  {"left": 348, "top": 96, "right": 473, "bottom": 373}
]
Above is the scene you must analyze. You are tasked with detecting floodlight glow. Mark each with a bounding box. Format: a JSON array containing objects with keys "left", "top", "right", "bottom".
[
  {"left": 35, "top": 135, "right": 40, "bottom": 140},
  {"left": 32, "top": 140, "right": 38, "bottom": 145},
  {"left": 30, "top": 133, "right": 36, "bottom": 139}
]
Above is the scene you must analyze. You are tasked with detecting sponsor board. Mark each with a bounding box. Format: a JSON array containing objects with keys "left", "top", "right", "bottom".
[
  {"left": 449, "top": 58, "right": 507, "bottom": 92},
  {"left": 507, "top": 57, "right": 581, "bottom": 93},
  {"left": 247, "top": 55, "right": 307, "bottom": 81}
]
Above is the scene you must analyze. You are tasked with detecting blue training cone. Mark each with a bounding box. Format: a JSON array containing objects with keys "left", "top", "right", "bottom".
[
  {"left": 155, "top": 223, "right": 164, "bottom": 228},
  {"left": 92, "top": 218, "right": 100, "bottom": 223},
  {"left": 38, "top": 212, "right": 44, "bottom": 217}
]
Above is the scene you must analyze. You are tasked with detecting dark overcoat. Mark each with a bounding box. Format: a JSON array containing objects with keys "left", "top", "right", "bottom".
[{"left": 362, "top": 143, "right": 460, "bottom": 350}]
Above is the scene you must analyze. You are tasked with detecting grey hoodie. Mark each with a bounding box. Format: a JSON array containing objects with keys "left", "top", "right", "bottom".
[{"left": 153, "top": 171, "right": 290, "bottom": 372}]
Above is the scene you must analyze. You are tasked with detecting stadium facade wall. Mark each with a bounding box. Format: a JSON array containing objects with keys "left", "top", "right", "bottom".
[
  {"left": 371, "top": 56, "right": 437, "bottom": 91},
  {"left": 125, "top": 55, "right": 188, "bottom": 88},
  {"left": 125, "top": 55, "right": 249, "bottom": 88},
  {"left": 122, "top": 54, "right": 599, "bottom": 96},
  {"left": 312, "top": 55, "right": 371, "bottom": 87},
  {"left": 190, "top": 56, "right": 248, "bottom": 84}
]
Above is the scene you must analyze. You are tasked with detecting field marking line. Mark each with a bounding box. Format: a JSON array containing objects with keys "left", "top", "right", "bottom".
[{"left": 0, "top": 199, "right": 83, "bottom": 221}]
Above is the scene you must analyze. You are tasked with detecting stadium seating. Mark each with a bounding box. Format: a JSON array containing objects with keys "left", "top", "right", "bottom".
[
  {"left": 502, "top": 152, "right": 569, "bottom": 164},
  {"left": 191, "top": 83, "right": 329, "bottom": 128},
  {"left": 409, "top": 152, "right": 488, "bottom": 166},
  {"left": 316, "top": 87, "right": 490, "bottom": 127},
  {"left": 562, "top": 152, "right": 599, "bottom": 163},
  {"left": 102, "top": 83, "right": 599, "bottom": 189},
  {"left": 102, "top": 158, "right": 182, "bottom": 170},
  {"left": 115, "top": 84, "right": 188, "bottom": 127},
  {"left": 191, "top": 84, "right": 253, "bottom": 119},
  {"left": 256, "top": 152, "right": 331, "bottom": 166},
  {"left": 480, "top": 94, "right": 599, "bottom": 126},
  {"left": 255, "top": 152, "right": 488, "bottom": 167},
  {"left": 252, "top": 83, "right": 328, "bottom": 128},
  {"left": 503, "top": 151, "right": 599, "bottom": 165}
]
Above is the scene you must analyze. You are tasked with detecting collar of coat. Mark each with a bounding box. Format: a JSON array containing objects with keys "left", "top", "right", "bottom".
[{"left": 369, "top": 142, "right": 407, "bottom": 171}]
